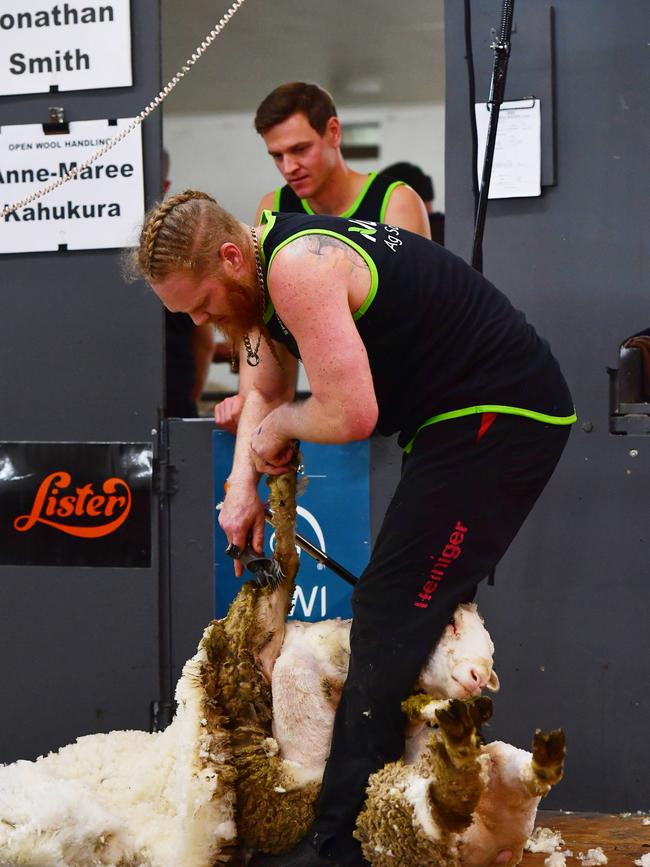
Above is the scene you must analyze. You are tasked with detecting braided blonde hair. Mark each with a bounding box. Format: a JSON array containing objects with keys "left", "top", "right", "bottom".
[
  {"left": 128, "top": 189, "right": 283, "bottom": 368},
  {"left": 130, "top": 189, "right": 246, "bottom": 283}
]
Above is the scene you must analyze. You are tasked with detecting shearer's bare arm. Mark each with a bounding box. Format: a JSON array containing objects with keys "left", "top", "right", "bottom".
[
  {"left": 249, "top": 234, "right": 378, "bottom": 473},
  {"left": 219, "top": 338, "right": 297, "bottom": 575}
]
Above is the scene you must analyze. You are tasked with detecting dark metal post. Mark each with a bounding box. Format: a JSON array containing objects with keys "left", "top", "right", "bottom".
[
  {"left": 471, "top": 0, "right": 516, "bottom": 272},
  {"left": 151, "top": 416, "right": 176, "bottom": 731}
]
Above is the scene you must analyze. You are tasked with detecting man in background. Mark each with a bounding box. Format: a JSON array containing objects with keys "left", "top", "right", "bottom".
[
  {"left": 253, "top": 81, "right": 430, "bottom": 231},
  {"left": 214, "top": 82, "right": 431, "bottom": 432}
]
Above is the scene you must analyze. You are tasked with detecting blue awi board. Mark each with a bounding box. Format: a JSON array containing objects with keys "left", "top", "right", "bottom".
[{"left": 213, "top": 430, "right": 370, "bottom": 621}]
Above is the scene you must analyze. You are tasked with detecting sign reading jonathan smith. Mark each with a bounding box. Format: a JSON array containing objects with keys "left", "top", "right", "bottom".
[
  {"left": 1, "top": 118, "right": 144, "bottom": 253},
  {"left": 0, "top": 1, "right": 132, "bottom": 96}
]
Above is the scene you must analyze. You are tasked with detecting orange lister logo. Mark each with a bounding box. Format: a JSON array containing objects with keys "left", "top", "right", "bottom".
[{"left": 13, "top": 471, "right": 132, "bottom": 538}]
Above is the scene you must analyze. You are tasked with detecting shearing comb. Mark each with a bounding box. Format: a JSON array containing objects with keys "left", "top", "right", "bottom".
[{"left": 224, "top": 541, "right": 286, "bottom": 590}]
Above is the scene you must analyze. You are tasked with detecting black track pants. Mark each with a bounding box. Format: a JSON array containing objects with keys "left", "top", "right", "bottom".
[{"left": 312, "top": 413, "right": 571, "bottom": 858}]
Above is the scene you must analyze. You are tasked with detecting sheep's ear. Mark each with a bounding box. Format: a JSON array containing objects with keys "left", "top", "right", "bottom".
[{"left": 486, "top": 670, "right": 500, "bottom": 692}]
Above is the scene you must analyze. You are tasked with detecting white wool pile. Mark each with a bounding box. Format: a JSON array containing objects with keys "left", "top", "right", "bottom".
[
  {"left": 525, "top": 826, "right": 565, "bottom": 854},
  {"left": 577, "top": 848, "right": 608, "bottom": 866},
  {"left": 643, "top": 818, "right": 650, "bottom": 825},
  {"left": 0, "top": 642, "right": 236, "bottom": 867},
  {"left": 634, "top": 854, "right": 650, "bottom": 867},
  {"left": 160, "top": 643, "right": 237, "bottom": 861},
  {"left": 0, "top": 760, "right": 137, "bottom": 866},
  {"left": 545, "top": 852, "right": 569, "bottom": 867}
]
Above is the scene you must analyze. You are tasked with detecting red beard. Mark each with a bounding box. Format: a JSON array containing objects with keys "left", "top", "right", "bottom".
[{"left": 211, "top": 275, "right": 263, "bottom": 349}]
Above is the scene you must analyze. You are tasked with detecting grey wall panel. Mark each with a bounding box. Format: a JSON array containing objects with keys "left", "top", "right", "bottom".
[
  {"left": 0, "top": 566, "right": 159, "bottom": 761},
  {"left": 168, "top": 418, "right": 216, "bottom": 685},
  {"left": 0, "top": 251, "right": 163, "bottom": 441},
  {"left": 0, "top": 0, "right": 164, "bottom": 762},
  {"left": 445, "top": 0, "right": 650, "bottom": 810}
]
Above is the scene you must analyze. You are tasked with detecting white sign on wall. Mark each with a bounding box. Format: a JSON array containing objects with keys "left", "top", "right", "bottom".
[
  {"left": 475, "top": 99, "right": 542, "bottom": 199},
  {"left": 0, "top": 1, "right": 132, "bottom": 95},
  {"left": 0, "top": 118, "right": 144, "bottom": 253}
]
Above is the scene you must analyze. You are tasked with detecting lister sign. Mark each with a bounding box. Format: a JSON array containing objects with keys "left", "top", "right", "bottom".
[
  {"left": 0, "top": 442, "right": 153, "bottom": 567},
  {"left": 0, "top": 117, "right": 144, "bottom": 253},
  {"left": 0, "top": 1, "right": 132, "bottom": 95}
]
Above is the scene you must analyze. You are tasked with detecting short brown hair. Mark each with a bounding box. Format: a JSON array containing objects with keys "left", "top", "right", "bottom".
[
  {"left": 254, "top": 82, "right": 337, "bottom": 136},
  {"left": 128, "top": 189, "right": 244, "bottom": 283}
]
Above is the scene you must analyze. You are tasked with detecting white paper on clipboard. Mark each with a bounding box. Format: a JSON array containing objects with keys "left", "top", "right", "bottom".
[{"left": 475, "top": 98, "right": 541, "bottom": 198}]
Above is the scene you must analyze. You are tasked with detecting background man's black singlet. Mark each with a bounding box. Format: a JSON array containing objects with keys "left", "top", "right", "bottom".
[{"left": 274, "top": 172, "right": 403, "bottom": 222}]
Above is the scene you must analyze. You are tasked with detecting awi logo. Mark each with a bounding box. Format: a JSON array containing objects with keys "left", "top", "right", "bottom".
[{"left": 270, "top": 506, "right": 330, "bottom": 619}]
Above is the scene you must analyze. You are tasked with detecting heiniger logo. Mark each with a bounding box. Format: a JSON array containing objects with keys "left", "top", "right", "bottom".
[
  {"left": 414, "top": 521, "right": 468, "bottom": 609},
  {"left": 13, "top": 471, "right": 132, "bottom": 538}
]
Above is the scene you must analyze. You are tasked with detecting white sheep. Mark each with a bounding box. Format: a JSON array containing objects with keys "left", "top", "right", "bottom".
[{"left": 0, "top": 594, "right": 563, "bottom": 867}]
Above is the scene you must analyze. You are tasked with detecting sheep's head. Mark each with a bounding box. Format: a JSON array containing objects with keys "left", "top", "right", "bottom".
[{"left": 417, "top": 603, "right": 499, "bottom": 699}]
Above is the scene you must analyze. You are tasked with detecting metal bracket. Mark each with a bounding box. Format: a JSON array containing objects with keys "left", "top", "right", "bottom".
[
  {"left": 153, "top": 458, "right": 180, "bottom": 496},
  {"left": 608, "top": 345, "right": 650, "bottom": 436},
  {"left": 43, "top": 106, "right": 70, "bottom": 135}
]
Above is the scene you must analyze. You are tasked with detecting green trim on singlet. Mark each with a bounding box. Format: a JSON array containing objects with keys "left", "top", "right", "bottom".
[
  {"left": 403, "top": 405, "right": 578, "bottom": 454},
  {"left": 261, "top": 226, "right": 379, "bottom": 325},
  {"left": 259, "top": 210, "right": 278, "bottom": 322},
  {"left": 273, "top": 188, "right": 282, "bottom": 211},
  {"left": 259, "top": 210, "right": 277, "bottom": 257},
  {"left": 300, "top": 172, "right": 379, "bottom": 219},
  {"left": 379, "top": 180, "right": 404, "bottom": 223}
]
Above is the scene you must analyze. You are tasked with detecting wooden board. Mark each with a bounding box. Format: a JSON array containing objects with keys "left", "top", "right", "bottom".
[{"left": 523, "top": 811, "right": 650, "bottom": 867}]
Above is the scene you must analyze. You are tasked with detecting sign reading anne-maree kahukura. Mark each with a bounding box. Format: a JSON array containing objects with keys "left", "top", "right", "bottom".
[
  {"left": 0, "top": 1, "right": 132, "bottom": 95},
  {"left": 1, "top": 118, "right": 143, "bottom": 253},
  {"left": 0, "top": 442, "right": 152, "bottom": 567}
]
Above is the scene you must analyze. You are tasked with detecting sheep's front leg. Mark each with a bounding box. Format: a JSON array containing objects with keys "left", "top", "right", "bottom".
[
  {"left": 354, "top": 698, "right": 491, "bottom": 867},
  {"left": 424, "top": 697, "right": 492, "bottom": 833},
  {"left": 251, "top": 464, "right": 301, "bottom": 683},
  {"left": 521, "top": 729, "right": 566, "bottom": 797}
]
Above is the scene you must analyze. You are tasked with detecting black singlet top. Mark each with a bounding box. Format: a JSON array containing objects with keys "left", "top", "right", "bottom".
[
  {"left": 274, "top": 172, "right": 404, "bottom": 222},
  {"left": 259, "top": 211, "right": 575, "bottom": 450}
]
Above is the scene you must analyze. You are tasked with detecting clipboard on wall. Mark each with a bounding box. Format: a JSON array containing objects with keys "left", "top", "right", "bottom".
[{"left": 474, "top": 97, "right": 542, "bottom": 198}]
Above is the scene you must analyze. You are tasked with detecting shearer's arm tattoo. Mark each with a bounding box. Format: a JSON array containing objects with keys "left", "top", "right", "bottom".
[{"left": 296, "top": 234, "right": 367, "bottom": 271}]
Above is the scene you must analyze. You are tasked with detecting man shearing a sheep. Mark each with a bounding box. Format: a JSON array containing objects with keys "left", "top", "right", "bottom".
[{"left": 131, "top": 190, "right": 575, "bottom": 867}]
